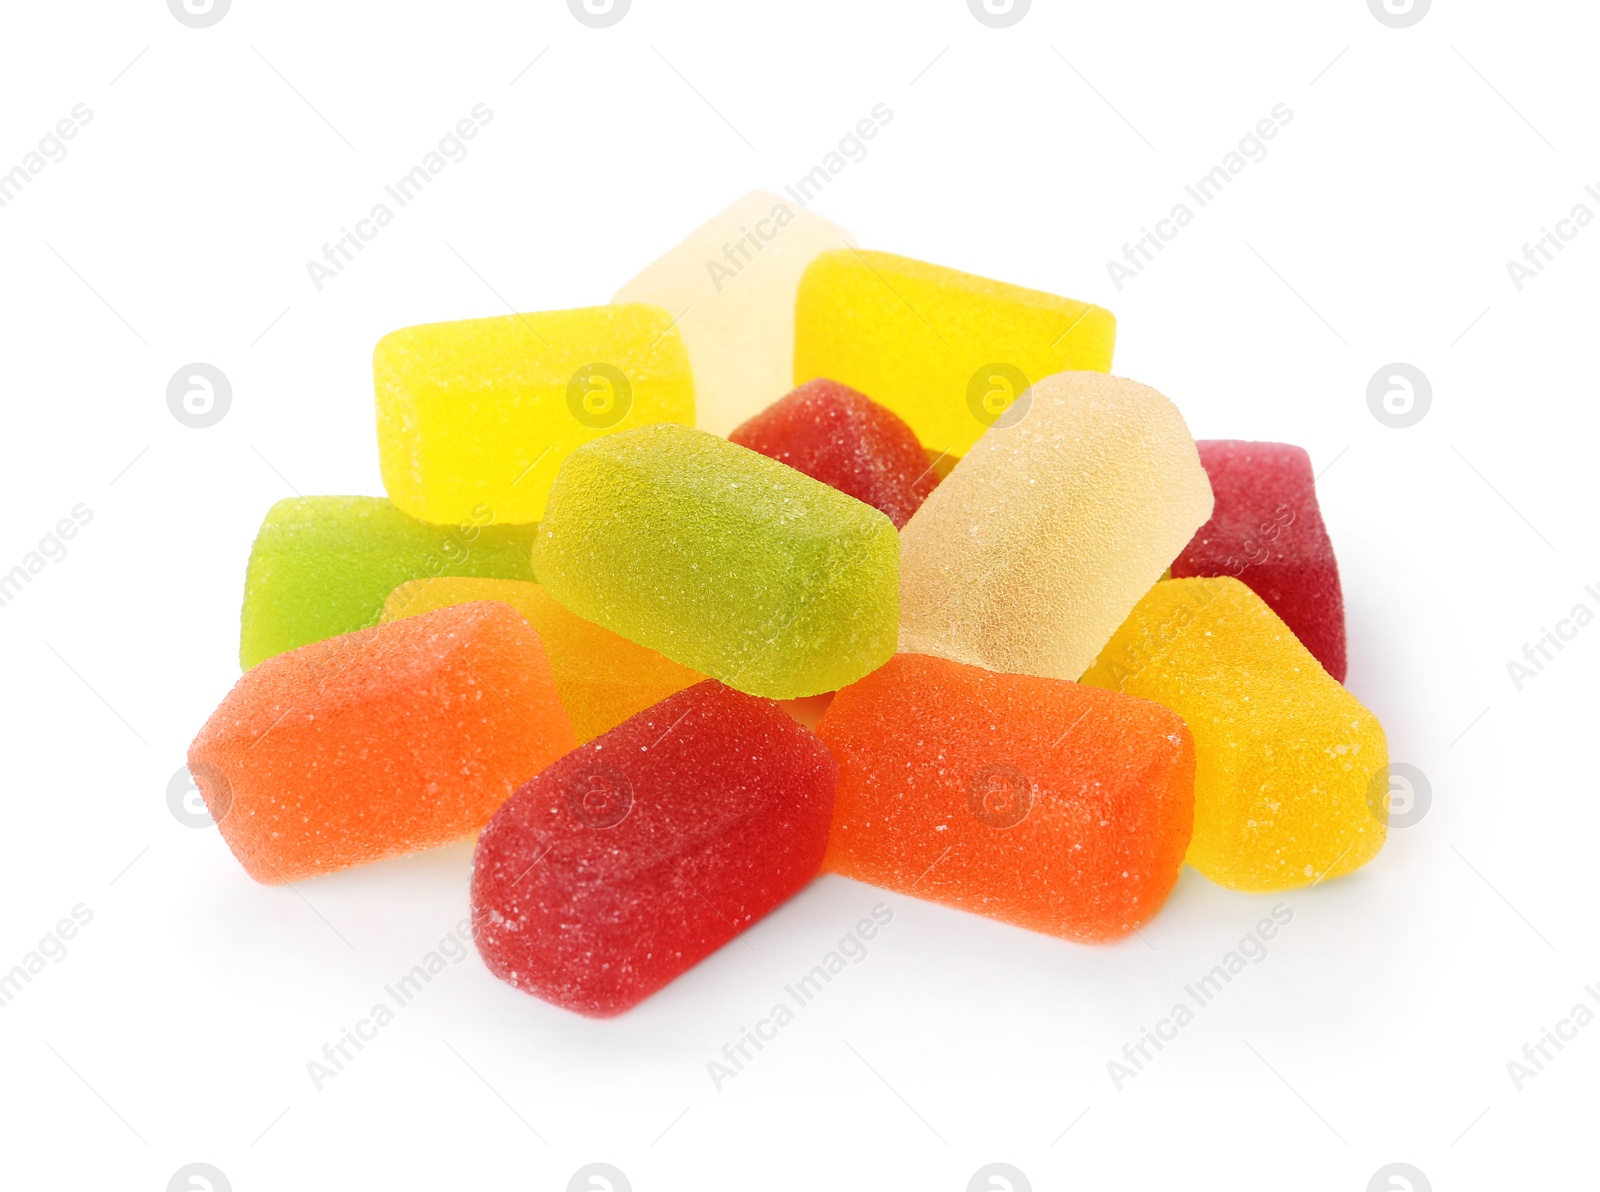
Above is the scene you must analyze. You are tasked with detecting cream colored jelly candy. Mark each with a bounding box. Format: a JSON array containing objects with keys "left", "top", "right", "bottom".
[
  {"left": 614, "top": 191, "right": 851, "bottom": 436},
  {"left": 1080, "top": 577, "right": 1389, "bottom": 892},
  {"left": 532, "top": 424, "right": 899, "bottom": 699},
  {"left": 381, "top": 577, "right": 704, "bottom": 743},
  {"left": 374, "top": 304, "right": 694, "bottom": 525},
  {"left": 898, "top": 371, "right": 1213, "bottom": 681},
  {"left": 793, "top": 249, "right": 1116, "bottom": 457}
]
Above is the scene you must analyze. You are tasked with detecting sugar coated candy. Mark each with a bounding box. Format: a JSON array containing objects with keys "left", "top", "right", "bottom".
[
  {"left": 532, "top": 423, "right": 899, "bottom": 699},
  {"left": 818, "top": 654, "right": 1195, "bottom": 942},
  {"left": 382, "top": 577, "right": 703, "bottom": 743},
  {"left": 793, "top": 249, "right": 1116, "bottom": 457},
  {"left": 190, "top": 602, "right": 577, "bottom": 884},
  {"left": 1172, "top": 440, "right": 1348, "bottom": 681},
  {"left": 374, "top": 303, "right": 694, "bottom": 525},
  {"left": 239, "top": 496, "right": 537, "bottom": 671},
  {"left": 728, "top": 378, "right": 939, "bottom": 528},
  {"left": 897, "top": 371, "right": 1213, "bottom": 682},
  {"left": 472, "top": 680, "right": 837, "bottom": 1016},
  {"left": 1080, "top": 577, "right": 1387, "bottom": 892},
  {"left": 614, "top": 191, "right": 851, "bottom": 436}
]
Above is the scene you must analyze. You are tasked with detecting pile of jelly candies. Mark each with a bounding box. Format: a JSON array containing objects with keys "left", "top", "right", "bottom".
[{"left": 190, "top": 193, "right": 1386, "bottom": 1016}]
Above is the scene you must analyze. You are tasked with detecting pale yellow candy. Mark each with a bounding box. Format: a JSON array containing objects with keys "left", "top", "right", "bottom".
[
  {"left": 1081, "top": 578, "right": 1389, "bottom": 892},
  {"left": 374, "top": 304, "right": 693, "bottom": 525},
  {"left": 898, "top": 371, "right": 1213, "bottom": 681},
  {"left": 613, "top": 191, "right": 852, "bottom": 436},
  {"left": 794, "top": 250, "right": 1116, "bottom": 456}
]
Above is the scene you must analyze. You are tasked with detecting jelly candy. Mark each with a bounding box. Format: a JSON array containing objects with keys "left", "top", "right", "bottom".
[
  {"left": 818, "top": 653, "right": 1194, "bottom": 942},
  {"left": 794, "top": 249, "right": 1116, "bottom": 456},
  {"left": 374, "top": 303, "right": 694, "bottom": 525},
  {"left": 898, "top": 371, "right": 1213, "bottom": 681},
  {"left": 190, "top": 602, "right": 577, "bottom": 883},
  {"left": 1173, "top": 440, "right": 1347, "bottom": 681},
  {"left": 532, "top": 424, "right": 899, "bottom": 699},
  {"left": 381, "top": 577, "right": 703, "bottom": 743},
  {"left": 1080, "top": 577, "right": 1386, "bottom": 892},
  {"left": 729, "top": 378, "right": 939, "bottom": 528},
  {"left": 614, "top": 191, "right": 851, "bottom": 436},
  {"left": 239, "top": 496, "right": 536, "bottom": 671},
  {"left": 472, "top": 680, "right": 836, "bottom": 1016}
]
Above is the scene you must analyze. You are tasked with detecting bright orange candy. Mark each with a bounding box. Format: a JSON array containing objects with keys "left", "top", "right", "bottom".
[
  {"left": 817, "top": 653, "right": 1195, "bottom": 942},
  {"left": 382, "top": 578, "right": 704, "bottom": 742},
  {"left": 188, "top": 602, "right": 577, "bottom": 883}
]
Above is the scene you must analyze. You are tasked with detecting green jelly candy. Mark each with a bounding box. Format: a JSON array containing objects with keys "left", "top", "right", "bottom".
[
  {"left": 532, "top": 424, "right": 899, "bottom": 699},
  {"left": 239, "top": 496, "right": 538, "bottom": 670}
]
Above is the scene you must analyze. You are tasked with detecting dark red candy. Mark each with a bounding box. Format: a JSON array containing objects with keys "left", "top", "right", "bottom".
[
  {"left": 1172, "top": 440, "right": 1348, "bottom": 682},
  {"left": 728, "top": 378, "right": 939, "bottom": 528},
  {"left": 470, "top": 680, "right": 837, "bottom": 1017}
]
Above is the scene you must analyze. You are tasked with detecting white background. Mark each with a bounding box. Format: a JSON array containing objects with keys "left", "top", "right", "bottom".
[{"left": 0, "top": 1, "right": 1594, "bottom": 1189}]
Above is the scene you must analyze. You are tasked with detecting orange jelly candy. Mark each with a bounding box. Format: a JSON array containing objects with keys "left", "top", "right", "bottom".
[
  {"left": 817, "top": 654, "right": 1195, "bottom": 942},
  {"left": 383, "top": 578, "right": 703, "bottom": 742},
  {"left": 188, "top": 602, "right": 577, "bottom": 883}
]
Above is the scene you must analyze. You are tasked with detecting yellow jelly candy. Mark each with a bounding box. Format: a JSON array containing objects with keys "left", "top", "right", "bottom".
[
  {"left": 1080, "top": 577, "right": 1388, "bottom": 892},
  {"left": 374, "top": 304, "right": 694, "bottom": 525},
  {"left": 614, "top": 191, "right": 851, "bottom": 437},
  {"left": 382, "top": 577, "right": 704, "bottom": 743},
  {"left": 794, "top": 250, "right": 1116, "bottom": 457}
]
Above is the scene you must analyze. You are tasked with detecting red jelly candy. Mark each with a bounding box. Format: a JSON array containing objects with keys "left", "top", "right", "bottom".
[
  {"left": 1172, "top": 440, "right": 1348, "bottom": 682},
  {"left": 728, "top": 378, "right": 939, "bottom": 528},
  {"left": 471, "top": 680, "right": 837, "bottom": 1016}
]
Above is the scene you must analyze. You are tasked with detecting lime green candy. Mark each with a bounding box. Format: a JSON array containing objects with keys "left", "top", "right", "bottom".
[
  {"left": 239, "top": 496, "right": 537, "bottom": 670},
  {"left": 532, "top": 424, "right": 899, "bottom": 699}
]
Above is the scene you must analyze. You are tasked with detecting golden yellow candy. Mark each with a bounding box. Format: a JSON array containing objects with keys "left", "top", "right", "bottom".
[
  {"left": 382, "top": 578, "right": 703, "bottom": 743},
  {"left": 1080, "top": 577, "right": 1388, "bottom": 892},
  {"left": 794, "top": 250, "right": 1115, "bottom": 457},
  {"left": 374, "top": 304, "right": 694, "bottom": 525}
]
